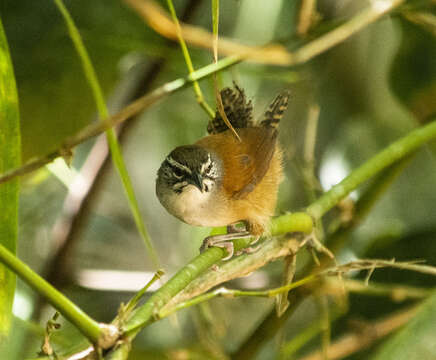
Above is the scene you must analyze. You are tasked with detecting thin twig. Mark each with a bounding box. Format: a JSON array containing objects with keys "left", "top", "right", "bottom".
[
  {"left": 292, "top": 0, "right": 405, "bottom": 64},
  {"left": 0, "top": 55, "right": 241, "bottom": 185},
  {"left": 401, "top": 10, "right": 436, "bottom": 37},
  {"left": 159, "top": 258, "right": 436, "bottom": 319},
  {"left": 297, "top": 0, "right": 318, "bottom": 36},
  {"left": 124, "top": 0, "right": 292, "bottom": 64},
  {"left": 325, "top": 278, "right": 432, "bottom": 301},
  {"left": 211, "top": 0, "right": 241, "bottom": 141},
  {"left": 125, "top": 0, "right": 405, "bottom": 65},
  {"left": 166, "top": 0, "right": 215, "bottom": 118},
  {"left": 318, "top": 295, "right": 330, "bottom": 360}
]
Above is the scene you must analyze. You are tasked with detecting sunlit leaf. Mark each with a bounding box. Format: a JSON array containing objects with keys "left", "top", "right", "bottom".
[{"left": 0, "top": 17, "right": 21, "bottom": 338}]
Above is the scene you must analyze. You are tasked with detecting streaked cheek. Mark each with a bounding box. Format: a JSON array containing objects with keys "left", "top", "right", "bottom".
[{"left": 173, "top": 181, "right": 188, "bottom": 192}]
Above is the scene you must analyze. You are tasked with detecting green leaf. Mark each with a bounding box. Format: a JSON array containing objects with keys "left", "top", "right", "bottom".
[
  {"left": 0, "top": 17, "right": 21, "bottom": 338},
  {"left": 371, "top": 290, "right": 436, "bottom": 360}
]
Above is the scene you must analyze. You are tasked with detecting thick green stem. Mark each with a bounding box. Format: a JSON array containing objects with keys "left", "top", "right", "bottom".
[
  {"left": 307, "top": 118, "right": 436, "bottom": 219},
  {"left": 105, "top": 117, "right": 436, "bottom": 358},
  {"left": 123, "top": 213, "right": 313, "bottom": 334},
  {"left": 0, "top": 15, "right": 20, "bottom": 336},
  {"left": 0, "top": 244, "right": 101, "bottom": 343},
  {"left": 327, "top": 157, "right": 413, "bottom": 253}
]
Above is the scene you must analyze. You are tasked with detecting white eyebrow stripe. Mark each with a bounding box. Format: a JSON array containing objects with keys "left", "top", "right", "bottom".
[
  {"left": 200, "top": 153, "right": 212, "bottom": 174},
  {"left": 166, "top": 156, "right": 192, "bottom": 174}
]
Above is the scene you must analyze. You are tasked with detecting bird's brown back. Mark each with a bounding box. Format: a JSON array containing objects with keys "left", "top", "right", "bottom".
[{"left": 195, "top": 127, "right": 278, "bottom": 199}]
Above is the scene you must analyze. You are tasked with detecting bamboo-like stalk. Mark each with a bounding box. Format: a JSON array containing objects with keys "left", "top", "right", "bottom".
[
  {"left": 0, "top": 244, "right": 102, "bottom": 344},
  {"left": 0, "top": 16, "right": 21, "bottom": 337},
  {"left": 106, "top": 116, "right": 436, "bottom": 359}
]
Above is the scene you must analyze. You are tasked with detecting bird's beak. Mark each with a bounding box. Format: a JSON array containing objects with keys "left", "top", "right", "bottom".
[{"left": 191, "top": 173, "right": 204, "bottom": 192}]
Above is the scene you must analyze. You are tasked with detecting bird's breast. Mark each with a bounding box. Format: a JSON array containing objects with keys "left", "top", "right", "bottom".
[{"left": 159, "top": 185, "right": 237, "bottom": 227}]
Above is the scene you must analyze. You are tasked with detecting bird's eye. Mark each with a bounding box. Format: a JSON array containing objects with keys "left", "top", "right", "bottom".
[{"left": 172, "top": 167, "right": 184, "bottom": 178}]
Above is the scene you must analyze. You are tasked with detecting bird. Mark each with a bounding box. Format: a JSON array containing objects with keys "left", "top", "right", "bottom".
[{"left": 156, "top": 84, "right": 289, "bottom": 259}]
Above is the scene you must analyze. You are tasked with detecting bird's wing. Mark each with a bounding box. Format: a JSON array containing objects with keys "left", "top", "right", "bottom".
[{"left": 230, "top": 127, "right": 278, "bottom": 199}]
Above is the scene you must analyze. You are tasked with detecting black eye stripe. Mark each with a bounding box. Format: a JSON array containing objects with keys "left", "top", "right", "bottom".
[
  {"left": 164, "top": 160, "right": 190, "bottom": 177},
  {"left": 172, "top": 167, "right": 185, "bottom": 177}
]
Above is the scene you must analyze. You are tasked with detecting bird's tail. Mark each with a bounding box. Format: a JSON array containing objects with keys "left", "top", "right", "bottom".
[{"left": 260, "top": 91, "right": 290, "bottom": 129}]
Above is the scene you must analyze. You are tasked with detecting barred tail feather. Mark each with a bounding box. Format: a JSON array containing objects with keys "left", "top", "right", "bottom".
[
  {"left": 260, "top": 91, "right": 290, "bottom": 129},
  {"left": 207, "top": 83, "right": 254, "bottom": 134}
]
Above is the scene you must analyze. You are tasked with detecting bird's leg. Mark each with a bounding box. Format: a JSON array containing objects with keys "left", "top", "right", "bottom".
[
  {"left": 237, "top": 221, "right": 264, "bottom": 254},
  {"left": 235, "top": 236, "right": 261, "bottom": 256},
  {"left": 227, "top": 221, "right": 246, "bottom": 233},
  {"left": 200, "top": 225, "right": 252, "bottom": 260}
]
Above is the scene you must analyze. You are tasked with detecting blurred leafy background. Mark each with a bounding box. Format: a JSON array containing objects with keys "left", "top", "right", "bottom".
[{"left": 1, "top": 0, "right": 436, "bottom": 359}]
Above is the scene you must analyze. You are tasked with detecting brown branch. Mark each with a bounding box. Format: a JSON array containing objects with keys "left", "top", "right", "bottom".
[
  {"left": 124, "top": 0, "right": 404, "bottom": 66},
  {"left": 297, "top": 0, "right": 318, "bottom": 36},
  {"left": 123, "top": 0, "right": 293, "bottom": 65}
]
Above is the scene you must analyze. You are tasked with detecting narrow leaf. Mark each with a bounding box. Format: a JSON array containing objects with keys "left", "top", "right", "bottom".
[{"left": 0, "top": 17, "right": 21, "bottom": 337}]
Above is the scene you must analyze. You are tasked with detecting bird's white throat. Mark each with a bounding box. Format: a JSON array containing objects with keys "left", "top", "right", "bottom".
[{"left": 161, "top": 183, "right": 221, "bottom": 226}]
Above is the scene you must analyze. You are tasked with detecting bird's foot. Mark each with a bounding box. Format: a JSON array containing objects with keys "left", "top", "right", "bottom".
[
  {"left": 234, "top": 236, "right": 261, "bottom": 256},
  {"left": 200, "top": 231, "right": 252, "bottom": 260}
]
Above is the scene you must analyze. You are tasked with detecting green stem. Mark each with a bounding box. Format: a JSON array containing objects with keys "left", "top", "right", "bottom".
[
  {"left": 334, "top": 279, "right": 432, "bottom": 299},
  {"left": 0, "top": 15, "right": 20, "bottom": 336},
  {"left": 212, "top": 0, "right": 219, "bottom": 61},
  {"left": 105, "top": 116, "right": 436, "bottom": 358},
  {"left": 53, "top": 0, "right": 160, "bottom": 269},
  {"left": 327, "top": 156, "right": 413, "bottom": 253},
  {"left": 307, "top": 118, "right": 436, "bottom": 219},
  {"left": 280, "top": 308, "right": 343, "bottom": 359},
  {"left": 122, "top": 117, "right": 436, "bottom": 336},
  {"left": 160, "top": 265, "right": 434, "bottom": 320},
  {"left": 166, "top": 0, "right": 215, "bottom": 118},
  {"left": 124, "top": 270, "right": 164, "bottom": 314},
  {"left": 0, "top": 244, "right": 101, "bottom": 343},
  {"left": 158, "top": 274, "right": 318, "bottom": 319},
  {"left": 123, "top": 213, "right": 313, "bottom": 334}
]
